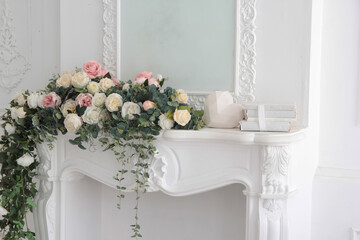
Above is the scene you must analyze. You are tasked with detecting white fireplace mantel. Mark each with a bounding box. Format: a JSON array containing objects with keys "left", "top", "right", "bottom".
[{"left": 34, "top": 128, "right": 313, "bottom": 240}]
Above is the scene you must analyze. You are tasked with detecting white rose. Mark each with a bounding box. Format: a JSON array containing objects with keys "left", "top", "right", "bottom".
[
  {"left": 87, "top": 82, "right": 100, "bottom": 95},
  {"left": 13, "top": 89, "right": 27, "bottom": 106},
  {"left": 121, "top": 102, "right": 141, "bottom": 120},
  {"left": 158, "top": 114, "right": 174, "bottom": 130},
  {"left": 61, "top": 99, "right": 76, "bottom": 117},
  {"left": 92, "top": 93, "right": 106, "bottom": 107},
  {"left": 38, "top": 94, "right": 45, "bottom": 108},
  {"left": 0, "top": 206, "right": 8, "bottom": 216},
  {"left": 71, "top": 72, "right": 90, "bottom": 88},
  {"left": 99, "top": 78, "right": 115, "bottom": 92},
  {"left": 122, "top": 83, "right": 130, "bottom": 91},
  {"left": 64, "top": 113, "right": 83, "bottom": 133},
  {"left": 10, "top": 107, "right": 18, "bottom": 120},
  {"left": 105, "top": 93, "right": 123, "bottom": 112},
  {"left": 27, "top": 92, "right": 42, "bottom": 109},
  {"left": 4, "top": 124, "right": 15, "bottom": 135},
  {"left": 11, "top": 107, "right": 26, "bottom": 120},
  {"left": 82, "top": 106, "right": 101, "bottom": 125},
  {"left": 56, "top": 74, "right": 72, "bottom": 88},
  {"left": 16, "top": 107, "right": 27, "bottom": 119},
  {"left": 173, "top": 109, "right": 191, "bottom": 126},
  {"left": 17, "top": 153, "right": 34, "bottom": 167},
  {"left": 63, "top": 70, "right": 75, "bottom": 75},
  {"left": 175, "top": 89, "right": 188, "bottom": 104}
]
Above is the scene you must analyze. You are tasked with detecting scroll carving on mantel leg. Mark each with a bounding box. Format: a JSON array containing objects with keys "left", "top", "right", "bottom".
[
  {"left": 258, "top": 145, "right": 292, "bottom": 240},
  {"left": 34, "top": 143, "right": 57, "bottom": 240},
  {"left": 146, "top": 153, "right": 168, "bottom": 192}
]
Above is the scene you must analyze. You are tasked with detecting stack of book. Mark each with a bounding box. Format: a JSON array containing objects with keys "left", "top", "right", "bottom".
[{"left": 240, "top": 104, "right": 296, "bottom": 132}]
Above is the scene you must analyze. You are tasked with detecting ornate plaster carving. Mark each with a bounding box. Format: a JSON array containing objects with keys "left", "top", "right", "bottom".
[
  {"left": 187, "top": 94, "right": 206, "bottom": 110},
  {"left": 147, "top": 153, "right": 168, "bottom": 192},
  {"left": 103, "top": 0, "right": 117, "bottom": 77},
  {"left": 102, "top": 0, "right": 257, "bottom": 108},
  {"left": 0, "top": 0, "right": 31, "bottom": 92},
  {"left": 262, "top": 146, "right": 290, "bottom": 195},
  {"left": 235, "top": 0, "right": 256, "bottom": 103}
]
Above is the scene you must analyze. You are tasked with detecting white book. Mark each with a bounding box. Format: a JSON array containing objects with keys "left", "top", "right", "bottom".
[
  {"left": 246, "top": 117, "right": 295, "bottom": 122},
  {"left": 240, "top": 120, "right": 291, "bottom": 132},
  {"left": 245, "top": 110, "right": 296, "bottom": 119},
  {"left": 245, "top": 104, "right": 296, "bottom": 111}
]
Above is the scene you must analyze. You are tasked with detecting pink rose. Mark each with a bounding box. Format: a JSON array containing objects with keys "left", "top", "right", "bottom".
[
  {"left": 142, "top": 100, "right": 155, "bottom": 111},
  {"left": 101, "top": 68, "right": 109, "bottom": 77},
  {"left": 134, "top": 71, "right": 153, "bottom": 85},
  {"left": 75, "top": 93, "right": 93, "bottom": 107},
  {"left": 111, "top": 78, "right": 119, "bottom": 86},
  {"left": 42, "top": 92, "right": 62, "bottom": 108},
  {"left": 148, "top": 77, "right": 160, "bottom": 88},
  {"left": 83, "top": 61, "right": 105, "bottom": 79}
]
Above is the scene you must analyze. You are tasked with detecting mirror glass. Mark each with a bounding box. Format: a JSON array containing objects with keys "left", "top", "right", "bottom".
[{"left": 120, "top": 0, "right": 236, "bottom": 91}]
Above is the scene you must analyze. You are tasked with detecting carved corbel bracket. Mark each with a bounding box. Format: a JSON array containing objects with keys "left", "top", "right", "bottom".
[{"left": 258, "top": 145, "right": 292, "bottom": 240}]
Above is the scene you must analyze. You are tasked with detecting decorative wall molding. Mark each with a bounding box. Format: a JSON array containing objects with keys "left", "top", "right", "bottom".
[
  {"left": 102, "top": 0, "right": 257, "bottom": 109},
  {"left": 316, "top": 166, "right": 360, "bottom": 181},
  {"left": 0, "top": 0, "right": 31, "bottom": 92}
]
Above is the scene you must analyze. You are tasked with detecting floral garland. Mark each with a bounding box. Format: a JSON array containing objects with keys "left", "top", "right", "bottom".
[{"left": 0, "top": 61, "right": 204, "bottom": 239}]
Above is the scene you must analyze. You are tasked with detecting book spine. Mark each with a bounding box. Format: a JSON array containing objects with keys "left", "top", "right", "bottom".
[
  {"left": 245, "top": 110, "right": 296, "bottom": 119},
  {"left": 246, "top": 117, "right": 295, "bottom": 122},
  {"left": 240, "top": 121, "right": 291, "bottom": 132}
]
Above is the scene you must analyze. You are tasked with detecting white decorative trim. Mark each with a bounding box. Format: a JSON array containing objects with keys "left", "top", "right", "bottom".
[
  {"left": 353, "top": 228, "right": 360, "bottom": 240},
  {"left": 102, "top": 0, "right": 257, "bottom": 109},
  {"left": 147, "top": 153, "right": 168, "bottom": 192},
  {"left": 0, "top": 0, "right": 31, "bottom": 92},
  {"left": 234, "top": 0, "right": 257, "bottom": 103},
  {"left": 316, "top": 166, "right": 360, "bottom": 181},
  {"left": 262, "top": 146, "right": 290, "bottom": 195},
  {"left": 103, "top": 0, "right": 117, "bottom": 77}
]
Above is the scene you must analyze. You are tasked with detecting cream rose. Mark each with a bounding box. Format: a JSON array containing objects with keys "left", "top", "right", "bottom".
[
  {"left": 63, "top": 70, "right": 75, "bottom": 75},
  {"left": 105, "top": 93, "right": 123, "bottom": 112},
  {"left": 158, "top": 114, "right": 174, "bottom": 130},
  {"left": 87, "top": 81, "right": 100, "bottom": 95},
  {"left": 99, "top": 78, "right": 115, "bottom": 92},
  {"left": 92, "top": 93, "right": 106, "bottom": 107},
  {"left": 4, "top": 123, "right": 15, "bottom": 135},
  {"left": 173, "top": 109, "right": 191, "bottom": 126},
  {"left": 175, "top": 89, "right": 188, "bottom": 104},
  {"left": 61, "top": 99, "right": 76, "bottom": 117},
  {"left": 13, "top": 89, "right": 26, "bottom": 106},
  {"left": 121, "top": 102, "right": 141, "bottom": 120},
  {"left": 122, "top": 83, "right": 130, "bottom": 91},
  {"left": 0, "top": 206, "right": 8, "bottom": 217},
  {"left": 71, "top": 72, "right": 90, "bottom": 88},
  {"left": 56, "top": 74, "right": 72, "bottom": 88},
  {"left": 64, "top": 113, "right": 83, "bottom": 133},
  {"left": 17, "top": 153, "right": 34, "bottom": 167},
  {"left": 82, "top": 106, "right": 101, "bottom": 125},
  {"left": 27, "top": 92, "right": 42, "bottom": 109},
  {"left": 11, "top": 107, "right": 26, "bottom": 120}
]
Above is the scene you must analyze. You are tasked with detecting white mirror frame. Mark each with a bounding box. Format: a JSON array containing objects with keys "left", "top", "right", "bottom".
[{"left": 102, "top": 0, "right": 257, "bottom": 109}]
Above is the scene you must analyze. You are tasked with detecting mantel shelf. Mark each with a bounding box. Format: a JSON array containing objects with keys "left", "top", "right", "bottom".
[{"left": 160, "top": 127, "right": 307, "bottom": 145}]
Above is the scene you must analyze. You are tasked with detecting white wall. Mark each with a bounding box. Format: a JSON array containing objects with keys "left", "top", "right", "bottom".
[{"left": 312, "top": 0, "right": 360, "bottom": 239}]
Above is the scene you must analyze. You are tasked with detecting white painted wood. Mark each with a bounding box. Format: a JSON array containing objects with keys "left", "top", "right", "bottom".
[{"left": 33, "top": 128, "right": 314, "bottom": 240}]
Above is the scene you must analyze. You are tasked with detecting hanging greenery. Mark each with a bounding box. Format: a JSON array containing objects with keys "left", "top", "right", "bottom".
[{"left": 0, "top": 61, "right": 204, "bottom": 239}]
